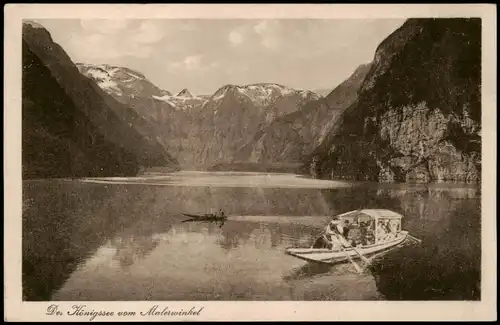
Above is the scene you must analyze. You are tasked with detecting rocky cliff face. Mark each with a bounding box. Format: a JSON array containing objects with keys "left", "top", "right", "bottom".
[
  {"left": 189, "top": 83, "right": 320, "bottom": 165},
  {"left": 22, "top": 21, "right": 178, "bottom": 178},
  {"left": 307, "top": 18, "right": 481, "bottom": 183},
  {"left": 235, "top": 64, "right": 371, "bottom": 164}
]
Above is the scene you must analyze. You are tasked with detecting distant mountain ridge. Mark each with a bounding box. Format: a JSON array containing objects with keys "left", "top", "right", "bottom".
[
  {"left": 78, "top": 64, "right": 208, "bottom": 115},
  {"left": 208, "top": 83, "right": 317, "bottom": 107},
  {"left": 188, "top": 83, "right": 321, "bottom": 165},
  {"left": 77, "top": 64, "right": 321, "bottom": 167}
]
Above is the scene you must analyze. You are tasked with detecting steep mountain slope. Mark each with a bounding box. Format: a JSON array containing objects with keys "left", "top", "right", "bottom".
[
  {"left": 23, "top": 41, "right": 138, "bottom": 178},
  {"left": 189, "top": 83, "right": 320, "bottom": 165},
  {"left": 22, "top": 21, "right": 178, "bottom": 179},
  {"left": 235, "top": 64, "right": 371, "bottom": 163},
  {"left": 77, "top": 64, "right": 207, "bottom": 165},
  {"left": 313, "top": 88, "right": 333, "bottom": 97},
  {"left": 177, "top": 89, "right": 194, "bottom": 97},
  {"left": 307, "top": 18, "right": 481, "bottom": 183}
]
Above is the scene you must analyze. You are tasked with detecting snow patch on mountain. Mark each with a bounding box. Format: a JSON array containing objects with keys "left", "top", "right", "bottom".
[
  {"left": 298, "top": 90, "right": 317, "bottom": 99},
  {"left": 209, "top": 83, "right": 318, "bottom": 106},
  {"left": 98, "top": 79, "right": 122, "bottom": 95},
  {"left": 152, "top": 95, "right": 178, "bottom": 107},
  {"left": 24, "top": 20, "right": 45, "bottom": 29},
  {"left": 152, "top": 93, "right": 207, "bottom": 111},
  {"left": 177, "top": 89, "right": 195, "bottom": 98},
  {"left": 77, "top": 63, "right": 173, "bottom": 100},
  {"left": 126, "top": 71, "right": 144, "bottom": 80},
  {"left": 80, "top": 66, "right": 122, "bottom": 95}
]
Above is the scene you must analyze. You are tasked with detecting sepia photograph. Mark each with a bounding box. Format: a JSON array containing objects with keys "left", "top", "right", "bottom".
[{"left": 4, "top": 3, "right": 497, "bottom": 322}]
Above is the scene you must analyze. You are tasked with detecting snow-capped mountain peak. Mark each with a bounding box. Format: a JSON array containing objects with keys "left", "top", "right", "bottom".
[
  {"left": 209, "top": 83, "right": 319, "bottom": 106},
  {"left": 24, "top": 20, "right": 45, "bottom": 29},
  {"left": 176, "top": 89, "right": 195, "bottom": 98},
  {"left": 152, "top": 91, "right": 206, "bottom": 111},
  {"left": 77, "top": 63, "right": 171, "bottom": 98}
]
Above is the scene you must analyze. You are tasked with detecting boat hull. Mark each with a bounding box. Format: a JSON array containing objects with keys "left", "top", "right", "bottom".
[{"left": 285, "top": 231, "right": 409, "bottom": 265}]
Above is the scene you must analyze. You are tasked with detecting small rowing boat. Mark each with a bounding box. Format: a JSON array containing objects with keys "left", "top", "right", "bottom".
[
  {"left": 181, "top": 210, "right": 228, "bottom": 227},
  {"left": 285, "top": 209, "right": 421, "bottom": 267}
]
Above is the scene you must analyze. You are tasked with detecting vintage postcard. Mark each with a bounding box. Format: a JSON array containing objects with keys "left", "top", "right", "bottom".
[{"left": 4, "top": 3, "right": 497, "bottom": 322}]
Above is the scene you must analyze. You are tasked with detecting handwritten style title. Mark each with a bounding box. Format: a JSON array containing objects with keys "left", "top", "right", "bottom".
[{"left": 46, "top": 304, "right": 204, "bottom": 321}]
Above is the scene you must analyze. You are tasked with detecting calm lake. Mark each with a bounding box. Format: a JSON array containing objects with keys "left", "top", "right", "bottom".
[{"left": 22, "top": 171, "right": 481, "bottom": 301}]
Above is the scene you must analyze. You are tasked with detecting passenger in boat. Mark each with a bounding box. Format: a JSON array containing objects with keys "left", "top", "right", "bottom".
[
  {"left": 359, "top": 221, "right": 368, "bottom": 246},
  {"left": 365, "top": 222, "right": 376, "bottom": 245},
  {"left": 347, "top": 224, "right": 362, "bottom": 247},
  {"left": 312, "top": 235, "right": 329, "bottom": 249},
  {"left": 376, "top": 221, "right": 385, "bottom": 240},
  {"left": 384, "top": 220, "right": 392, "bottom": 233},
  {"left": 343, "top": 220, "right": 351, "bottom": 238},
  {"left": 323, "top": 220, "right": 338, "bottom": 249},
  {"left": 311, "top": 219, "right": 340, "bottom": 249},
  {"left": 325, "top": 218, "right": 349, "bottom": 249}
]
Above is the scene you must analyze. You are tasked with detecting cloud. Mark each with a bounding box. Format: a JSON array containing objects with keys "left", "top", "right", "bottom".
[
  {"left": 252, "top": 20, "right": 282, "bottom": 51},
  {"left": 168, "top": 55, "right": 221, "bottom": 74},
  {"left": 131, "top": 21, "right": 165, "bottom": 44},
  {"left": 37, "top": 18, "right": 405, "bottom": 95},
  {"left": 253, "top": 21, "right": 268, "bottom": 35},
  {"left": 261, "top": 37, "right": 279, "bottom": 50},
  {"left": 67, "top": 33, "right": 154, "bottom": 60},
  {"left": 168, "top": 61, "right": 183, "bottom": 70},
  {"left": 183, "top": 54, "right": 203, "bottom": 70},
  {"left": 62, "top": 19, "right": 169, "bottom": 60},
  {"left": 80, "top": 19, "right": 130, "bottom": 35},
  {"left": 228, "top": 30, "right": 243, "bottom": 45}
]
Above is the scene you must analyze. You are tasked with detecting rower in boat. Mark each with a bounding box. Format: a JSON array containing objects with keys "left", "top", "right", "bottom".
[
  {"left": 181, "top": 209, "right": 228, "bottom": 227},
  {"left": 324, "top": 217, "right": 350, "bottom": 249}
]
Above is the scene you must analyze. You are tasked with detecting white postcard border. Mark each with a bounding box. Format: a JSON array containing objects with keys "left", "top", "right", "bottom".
[{"left": 4, "top": 4, "right": 497, "bottom": 321}]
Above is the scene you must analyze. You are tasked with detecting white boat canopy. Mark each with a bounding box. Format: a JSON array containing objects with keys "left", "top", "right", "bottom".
[
  {"left": 335, "top": 209, "right": 404, "bottom": 220},
  {"left": 334, "top": 209, "right": 404, "bottom": 244},
  {"left": 359, "top": 209, "right": 404, "bottom": 219}
]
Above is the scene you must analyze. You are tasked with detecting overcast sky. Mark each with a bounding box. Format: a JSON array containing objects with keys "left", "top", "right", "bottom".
[{"left": 35, "top": 19, "right": 405, "bottom": 95}]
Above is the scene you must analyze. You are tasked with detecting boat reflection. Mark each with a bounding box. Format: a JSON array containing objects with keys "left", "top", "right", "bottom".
[
  {"left": 110, "top": 235, "right": 161, "bottom": 268},
  {"left": 282, "top": 263, "right": 333, "bottom": 282}
]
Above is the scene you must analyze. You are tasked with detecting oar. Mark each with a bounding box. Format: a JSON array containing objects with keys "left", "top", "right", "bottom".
[
  {"left": 339, "top": 235, "right": 371, "bottom": 266},
  {"left": 337, "top": 243, "right": 364, "bottom": 274},
  {"left": 181, "top": 219, "right": 198, "bottom": 223},
  {"left": 407, "top": 234, "right": 422, "bottom": 244},
  {"left": 321, "top": 231, "right": 363, "bottom": 273}
]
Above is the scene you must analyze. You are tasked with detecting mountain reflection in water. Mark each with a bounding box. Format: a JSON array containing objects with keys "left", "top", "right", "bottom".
[{"left": 22, "top": 173, "right": 480, "bottom": 301}]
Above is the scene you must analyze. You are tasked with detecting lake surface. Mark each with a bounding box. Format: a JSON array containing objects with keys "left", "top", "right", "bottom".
[{"left": 22, "top": 171, "right": 481, "bottom": 301}]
